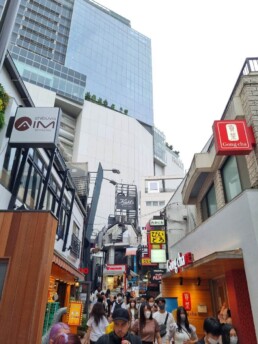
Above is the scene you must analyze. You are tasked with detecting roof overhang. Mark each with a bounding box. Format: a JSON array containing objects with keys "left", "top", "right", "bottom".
[
  {"left": 53, "top": 251, "right": 84, "bottom": 281},
  {"left": 162, "top": 249, "right": 243, "bottom": 280},
  {"left": 182, "top": 145, "right": 223, "bottom": 204}
]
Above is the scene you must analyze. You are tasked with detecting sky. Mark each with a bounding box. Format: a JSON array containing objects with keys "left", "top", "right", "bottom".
[{"left": 94, "top": 0, "right": 258, "bottom": 170}]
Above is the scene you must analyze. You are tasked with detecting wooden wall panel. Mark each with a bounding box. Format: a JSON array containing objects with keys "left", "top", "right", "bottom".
[
  {"left": 0, "top": 211, "right": 57, "bottom": 344},
  {"left": 162, "top": 277, "right": 213, "bottom": 339}
]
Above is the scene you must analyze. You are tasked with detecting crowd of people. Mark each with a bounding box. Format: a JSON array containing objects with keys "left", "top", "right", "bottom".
[{"left": 46, "top": 286, "right": 239, "bottom": 344}]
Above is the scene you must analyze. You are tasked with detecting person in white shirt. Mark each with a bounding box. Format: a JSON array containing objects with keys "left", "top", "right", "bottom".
[
  {"left": 111, "top": 293, "right": 127, "bottom": 315},
  {"left": 86, "top": 302, "right": 109, "bottom": 344},
  {"left": 153, "top": 298, "right": 175, "bottom": 344}
]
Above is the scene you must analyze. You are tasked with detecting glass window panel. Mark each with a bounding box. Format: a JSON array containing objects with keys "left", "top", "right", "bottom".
[
  {"left": 206, "top": 185, "right": 217, "bottom": 216},
  {"left": 0, "top": 259, "right": 9, "bottom": 300},
  {"left": 222, "top": 157, "right": 242, "bottom": 202}
]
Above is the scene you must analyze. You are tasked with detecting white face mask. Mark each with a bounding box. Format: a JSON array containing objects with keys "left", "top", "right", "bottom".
[
  {"left": 207, "top": 337, "right": 219, "bottom": 344},
  {"left": 230, "top": 336, "right": 238, "bottom": 344},
  {"left": 144, "top": 311, "right": 151, "bottom": 319},
  {"left": 149, "top": 302, "right": 154, "bottom": 307},
  {"left": 117, "top": 296, "right": 122, "bottom": 302}
]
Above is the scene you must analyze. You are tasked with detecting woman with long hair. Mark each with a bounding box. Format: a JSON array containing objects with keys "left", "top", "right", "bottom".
[
  {"left": 169, "top": 306, "right": 198, "bottom": 344},
  {"left": 128, "top": 299, "right": 139, "bottom": 326},
  {"left": 85, "top": 302, "right": 109, "bottom": 344},
  {"left": 221, "top": 324, "right": 238, "bottom": 344},
  {"left": 131, "top": 303, "right": 162, "bottom": 344}
]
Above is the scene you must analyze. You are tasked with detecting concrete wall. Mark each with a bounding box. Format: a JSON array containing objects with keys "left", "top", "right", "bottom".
[
  {"left": 168, "top": 189, "right": 258, "bottom": 338},
  {"left": 73, "top": 100, "right": 154, "bottom": 233}
]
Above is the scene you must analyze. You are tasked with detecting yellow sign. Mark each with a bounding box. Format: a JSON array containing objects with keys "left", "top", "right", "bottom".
[
  {"left": 141, "top": 257, "right": 157, "bottom": 266},
  {"left": 68, "top": 301, "right": 83, "bottom": 326},
  {"left": 150, "top": 230, "right": 166, "bottom": 244}
]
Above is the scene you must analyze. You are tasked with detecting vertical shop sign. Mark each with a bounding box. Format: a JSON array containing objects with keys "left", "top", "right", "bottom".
[{"left": 182, "top": 292, "right": 191, "bottom": 311}]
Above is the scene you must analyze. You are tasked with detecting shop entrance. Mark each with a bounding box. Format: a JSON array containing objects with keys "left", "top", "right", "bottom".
[{"left": 211, "top": 276, "right": 228, "bottom": 314}]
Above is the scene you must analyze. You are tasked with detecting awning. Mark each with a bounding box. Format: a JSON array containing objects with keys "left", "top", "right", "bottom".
[
  {"left": 162, "top": 249, "right": 244, "bottom": 280},
  {"left": 125, "top": 247, "right": 137, "bottom": 256},
  {"left": 53, "top": 251, "right": 84, "bottom": 281}
]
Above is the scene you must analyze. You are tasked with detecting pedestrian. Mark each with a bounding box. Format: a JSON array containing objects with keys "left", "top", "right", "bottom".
[
  {"left": 49, "top": 322, "right": 70, "bottom": 344},
  {"left": 153, "top": 298, "right": 175, "bottom": 344},
  {"left": 53, "top": 333, "right": 81, "bottom": 344},
  {"left": 96, "top": 308, "right": 141, "bottom": 344},
  {"left": 221, "top": 324, "right": 238, "bottom": 344},
  {"left": 169, "top": 306, "right": 198, "bottom": 343},
  {"left": 128, "top": 299, "right": 139, "bottom": 326},
  {"left": 197, "top": 317, "right": 222, "bottom": 344},
  {"left": 111, "top": 292, "right": 127, "bottom": 315},
  {"left": 85, "top": 302, "right": 109, "bottom": 344},
  {"left": 131, "top": 302, "right": 162, "bottom": 344}
]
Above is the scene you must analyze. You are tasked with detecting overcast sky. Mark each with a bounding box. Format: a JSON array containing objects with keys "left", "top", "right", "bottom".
[{"left": 95, "top": 0, "right": 258, "bottom": 170}]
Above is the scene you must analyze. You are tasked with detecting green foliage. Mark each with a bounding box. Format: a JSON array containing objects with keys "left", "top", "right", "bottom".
[
  {"left": 97, "top": 97, "right": 103, "bottom": 104},
  {"left": 124, "top": 109, "right": 128, "bottom": 115},
  {"left": 119, "top": 107, "right": 123, "bottom": 112},
  {"left": 103, "top": 99, "right": 108, "bottom": 107},
  {"left": 111, "top": 104, "right": 115, "bottom": 110},
  {"left": 91, "top": 94, "right": 96, "bottom": 101},
  {"left": 0, "top": 84, "right": 9, "bottom": 129},
  {"left": 85, "top": 92, "right": 91, "bottom": 100}
]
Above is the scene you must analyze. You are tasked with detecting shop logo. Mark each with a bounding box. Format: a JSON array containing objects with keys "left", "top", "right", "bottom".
[
  {"left": 14, "top": 116, "right": 56, "bottom": 131},
  {"left": 14, "top": 117, "right": 32, "bottom": 131}
]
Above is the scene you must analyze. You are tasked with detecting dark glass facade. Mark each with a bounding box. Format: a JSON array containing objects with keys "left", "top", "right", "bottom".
[{"left": 0, "top": 0, "right": 153, "bottom": 125}]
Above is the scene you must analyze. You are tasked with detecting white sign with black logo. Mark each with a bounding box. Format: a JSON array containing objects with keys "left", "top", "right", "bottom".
[{"left": 9, "top": 107, "right": 61, "bottom": 148}]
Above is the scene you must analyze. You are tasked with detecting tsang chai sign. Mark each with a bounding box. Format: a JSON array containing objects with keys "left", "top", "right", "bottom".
[{"left": 9, "top": 107, "right": 61, "bottom": 148}]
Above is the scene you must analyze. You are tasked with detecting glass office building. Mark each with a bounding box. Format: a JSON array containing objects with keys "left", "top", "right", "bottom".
[{"left": 0, "top": 0, "right": 153, "bottom": 126}]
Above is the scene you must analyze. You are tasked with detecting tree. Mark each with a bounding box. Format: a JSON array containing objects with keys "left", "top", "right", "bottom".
[
  {"left": 91, "top": 94, "right": 96, "bottom": 101},
  {"left": 97, "top": 97, "right": 103, "bottom": 105},
  {"left": 124, "top": 109, "right": 128, "bottom": 115},
  {"left": 111, "top": 104, "right": 115, "bottom": 110},
  {"left": 103, "top": 99, "right": 108, "bottom": 107},
  {"left": 85, "top": 92, "right": 91, "bottom": 100}
]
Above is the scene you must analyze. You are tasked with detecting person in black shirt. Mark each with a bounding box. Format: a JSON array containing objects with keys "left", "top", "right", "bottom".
[{"left": 96, "top": 308, "right": 141, "bottom": 344}]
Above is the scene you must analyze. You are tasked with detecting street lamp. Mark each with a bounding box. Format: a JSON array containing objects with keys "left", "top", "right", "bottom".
[{"left": 103, "top": 177, "right": 117, "bottom": 186}]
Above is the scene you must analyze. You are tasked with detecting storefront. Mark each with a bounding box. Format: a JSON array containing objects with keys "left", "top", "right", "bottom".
[
  {"left": 43, "top": 252, "right": 85, "bottom": 334},
  {"left": 103, "top": 264, "right": 127, "bottom": 292},
  {"left": 162, "top": 248, "right": 256, "bottom": 342}
]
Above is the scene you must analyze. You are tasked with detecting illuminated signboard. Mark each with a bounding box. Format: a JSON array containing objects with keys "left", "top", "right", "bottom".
[
  {"left": 68, "top": 301, "right": 83, "bottom": 326},
  {"left": 9, "top": 107, "right": 61, "bottom": 148},
  {"left": 213, "top": 120, "right": 255, "bottom": 155},
  {"left": 150, "top": 230, "right": 166, "bottom": 244},
  {"left": 167, "top": 252, "right": 194, "bottom": 273}
]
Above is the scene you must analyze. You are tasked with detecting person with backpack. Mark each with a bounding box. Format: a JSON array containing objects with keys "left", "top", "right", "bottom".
[
  {"left": 153, "top": 298, "right": 175, "bottom": 344},
  {"left": 111, "top": 293, "right": 127, "bottom": 316}
]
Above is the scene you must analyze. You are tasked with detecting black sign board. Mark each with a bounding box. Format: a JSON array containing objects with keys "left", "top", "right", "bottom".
[{"left": 116, "top": 195, "right": 136, "bottom": 211}]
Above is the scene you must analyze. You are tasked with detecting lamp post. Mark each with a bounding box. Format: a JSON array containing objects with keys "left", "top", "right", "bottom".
[{"left": 82, "top": 163, "right": 119, "bottom": 283}]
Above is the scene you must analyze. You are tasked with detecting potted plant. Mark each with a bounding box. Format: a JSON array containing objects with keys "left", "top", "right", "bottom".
[{"left": 0, "top": 84, "right": 9, "bottom": 130}]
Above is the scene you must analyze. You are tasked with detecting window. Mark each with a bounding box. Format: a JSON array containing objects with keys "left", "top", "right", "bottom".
[
  {"left": 147, "top": 181, "right": 159, "bottom": 193},
  {"left": 221, "top": 156, "right": 243, "bottom": 202},
  {"left": 0, "top": 259, "right": 9, "bottom": 300},
  {"left": 201, "top": 184, "right": 217, "bottom": 220}
]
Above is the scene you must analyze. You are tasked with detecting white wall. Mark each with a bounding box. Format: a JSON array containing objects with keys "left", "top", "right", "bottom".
[
  {"left": 73, "top": 101, "right": 154, "bottom": 233},
  {"left": 169, "top": 190, "right": 258, "bottom": 338}
]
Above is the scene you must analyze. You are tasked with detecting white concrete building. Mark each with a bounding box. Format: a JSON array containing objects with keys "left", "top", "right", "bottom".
[{"left": 162, "top": 58, "right": 258, "bottom": 342}]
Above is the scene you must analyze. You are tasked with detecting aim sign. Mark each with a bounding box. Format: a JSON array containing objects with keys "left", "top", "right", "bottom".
[{"left": 9, "top": 107, "right": 61, "bottom": 148}]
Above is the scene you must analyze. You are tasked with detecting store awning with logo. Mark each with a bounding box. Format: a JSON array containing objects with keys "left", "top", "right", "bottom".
[{"left": 162, "top": 249, "right": 244, "bottom": 280}]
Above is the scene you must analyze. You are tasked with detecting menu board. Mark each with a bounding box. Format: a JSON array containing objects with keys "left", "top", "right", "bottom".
[{"left": 68, "top": 301, "right": 83, "bottom": 326}]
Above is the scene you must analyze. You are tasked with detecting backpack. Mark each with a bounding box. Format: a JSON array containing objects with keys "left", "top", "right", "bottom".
[
  {"left": 159, "top": 312, "right": 169, "bottom": 337},
  {"left": 114, "top": 301, "right": 123, "bottom": 311}
]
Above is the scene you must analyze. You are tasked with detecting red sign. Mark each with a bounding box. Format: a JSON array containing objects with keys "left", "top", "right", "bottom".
[
  {"left": 182, "top": 292, "right": 191, "bottom": 311},
  {"left": 79, "top": 267, "right": 89, "bottom": 274},
  {"left": 106, "top": 264, "right": 126, "bottom": 272},
  {"left": 213, "top": 120, "right": 255, "bottom": 155},
  {"left": 167, "top": 252, "right": 194, "bottom": 273}
]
